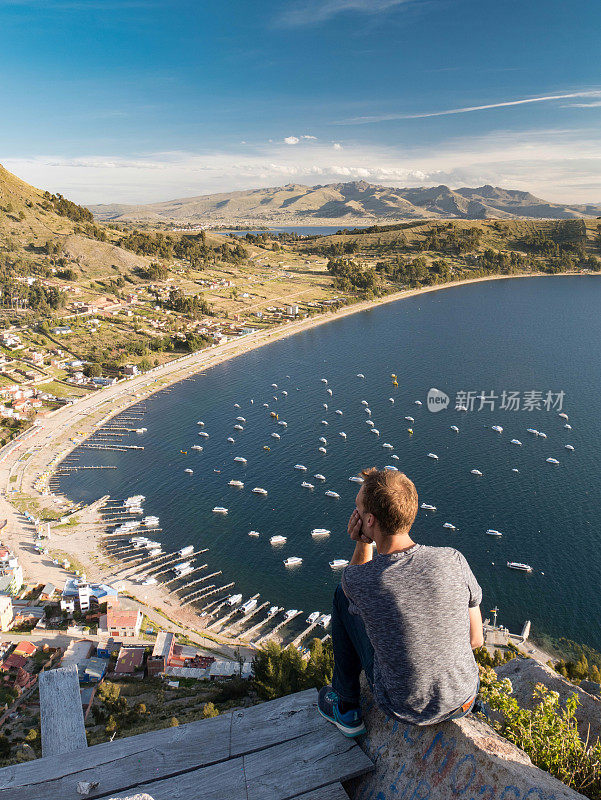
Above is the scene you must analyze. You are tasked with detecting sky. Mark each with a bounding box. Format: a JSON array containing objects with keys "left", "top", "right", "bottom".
[{"left": 1, "top": 0, "right": 601, "bottom": 205}]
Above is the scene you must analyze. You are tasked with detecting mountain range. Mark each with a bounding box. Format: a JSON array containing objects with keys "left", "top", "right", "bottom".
[{"left": 90, "top": 181, "right": 601, "bottom": 225}]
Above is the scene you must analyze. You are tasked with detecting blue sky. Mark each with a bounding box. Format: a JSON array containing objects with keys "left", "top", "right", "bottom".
[{"left": 2, "top": 0, "right": 600, "bottom": 204}]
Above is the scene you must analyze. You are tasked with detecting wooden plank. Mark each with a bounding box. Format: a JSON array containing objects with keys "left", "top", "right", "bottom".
[
  {"left": 244, "top": 726, "right": 373, "bottom": 800},
  {"left": 94, "top": 756, "right": 247, "bottom": 800},
  {"left": 292, "top": 782, "right": 349, "bottom": 800},
  {"left": 95, "top": 727, "right": 370, "bottom": 800},
  {"left": 231, "top": 688, "right": 325, "bottom": 757},
  {"left": 39, "top": 666, "right": 87, "bottom": 757},
  {"left": 0, "top": 713, "right": 231, "bottom": 800}
]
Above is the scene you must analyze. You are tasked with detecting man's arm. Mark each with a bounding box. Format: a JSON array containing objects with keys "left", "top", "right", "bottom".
[
  {"left": 350, "top": 540, "right": 374, "bottom": 566},
  {"left": 469, "top": 606, "right": 484, "bottom": 649}
]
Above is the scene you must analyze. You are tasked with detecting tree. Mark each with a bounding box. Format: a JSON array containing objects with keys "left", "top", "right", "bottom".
[
  {"left": 105, "top": 715, "right": 117, "bottom": 736},
  {"left": 202, "top": 702, "right": 219, "bottom": 719},
  {"left": 169, "top": 716, "right": 179, "bottom": 727},
  {"left": 83, "top": 363, "right": 102, "bottom": 378}
]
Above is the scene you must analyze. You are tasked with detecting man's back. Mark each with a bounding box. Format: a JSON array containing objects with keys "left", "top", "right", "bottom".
[{"left": 342, "top": 543, "right": 481, "bottom": 725}]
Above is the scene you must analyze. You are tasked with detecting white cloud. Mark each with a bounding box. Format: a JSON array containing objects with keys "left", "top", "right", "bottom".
[
  {"left": 301, "top": 135, "right": 318, "bottom": 139},
  {"left": 6, "top": 127, "right": 601, "bottom": 205},
  {"left": 284, "top": 136, "right": 301, "bottom": 145},
  {"left": 338, "top": 90, "right": 601, "bottom": 124},
  {"left": 567, "top": 101, "right": 601, "bottom": 108},
  {"left": 276, "top": 0, "right": 415, "bottom": 28},
  {"left": 333, "top": 143, "right": 343, "bottom": 150}
]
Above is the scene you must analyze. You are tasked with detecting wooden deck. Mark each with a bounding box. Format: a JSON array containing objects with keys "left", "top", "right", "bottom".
[{"left": 0, "top": 689, "right": 372, "bottom": 800}]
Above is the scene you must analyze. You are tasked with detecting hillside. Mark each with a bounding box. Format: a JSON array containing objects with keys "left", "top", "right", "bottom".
[{"left": 90, "top": 181, "right": 601, "bottom": 225}]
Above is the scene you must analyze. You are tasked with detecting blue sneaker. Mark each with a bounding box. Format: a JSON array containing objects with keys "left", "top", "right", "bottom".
[{"left": 318, "top": 686, "right": 366, "bottom": 737}]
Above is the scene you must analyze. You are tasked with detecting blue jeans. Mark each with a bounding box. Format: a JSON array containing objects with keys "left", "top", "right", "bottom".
[
  {"left": 331, "top": 584, "right": 479, "bottom": 721},
  {"left": 331, "top": 584, "right": 374, "bottom": 706}
]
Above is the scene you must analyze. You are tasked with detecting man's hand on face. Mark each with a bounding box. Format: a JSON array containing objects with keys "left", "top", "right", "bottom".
[{"left": 348, "top": 508, "right": 373, "bottom": 544}]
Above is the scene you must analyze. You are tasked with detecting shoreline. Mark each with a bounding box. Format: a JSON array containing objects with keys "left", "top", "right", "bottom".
[{"left": 0, "top": 270, "right": 596, "bottom": 657}]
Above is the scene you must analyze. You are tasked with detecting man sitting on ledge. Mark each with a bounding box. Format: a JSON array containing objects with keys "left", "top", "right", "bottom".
[{"left": 319, "top": 467, "right": 484, "bottom": 737}]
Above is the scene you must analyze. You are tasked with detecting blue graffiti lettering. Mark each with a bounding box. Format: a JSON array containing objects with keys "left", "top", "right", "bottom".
[
  {"left": 500, "top": 786, "right": 521, "bottom": 800},
  {"left": 450, "top": 754, "right": 476, "bottom": 795}
]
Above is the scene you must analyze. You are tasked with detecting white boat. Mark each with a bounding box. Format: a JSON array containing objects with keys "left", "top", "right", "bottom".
[
  {"left": 321, "top": 420, "right": 329, "bottom": 425},
  {"left": 263, "top": 403, "right": 269, "bottom": 408},
  {"left": 323, "top": 403, "right": 328, "bottom": 409},
  {"left": 383, "top": 443, "right": 394, "bottom": 449},
  {"left": 370, "top": 429, "right": 380, "bottom": 436},
  {"left": 144, "top": 516, "right": 159, "bottom": 526},
  {"left": 148, "top": 548, "right": 162, "bottom": 557},
  {"left": 278, "top": 420, "right": 288, "bottom": 427},
  {"left": 457, "top": 405, "right": 468, "bottom": 412},
  {"left": 284, "top": 557, "right": 302, "bottom": 567},
  {"left": 565, "top": 445, "right": 574, "bottom": 451},
  {"left": 512, "top": 468, "right": 519, "bottom": 473},
  {"left": 314, "top": 473, "right": 326, "bottom": 481},
  {"left": 268, "top": 605, "right": 280, "bottom": 616},
  {"left": 306, "top": 611, "right": 320, "bottom": 624},
  {"left": 546, "top": 457, "right": 559, "bottom": 464},
  {"left": 325, "top": 490, "right": 340, "bottom": 498},
  {"left": 227, "top": 594, "right": 243, "bottom": 606},
  {"left": 361, "top": 400, "right": 369, "bottom": 406},
  {"left": 565, "top": 424, "right": 572, "bottom": 430},
  {"left": 234, "top": 403, "right": 240, "bottom": 409},
  {"left": 184, "top": 468, "right": 194, "bottom": 474},
  {"left": 174, "top": 561, "right": 192, "bottom": 574},
  {"left": 271, "top": 383, "right": 278, "bottom": 388},
  {"left": 212, "top": 506, "right": 228, "bottom": 514},
  {"left": 510, "top": 439, "right": 522, "bottom": 446},
  {"left": 197, "top": 421, "right": 204, "bottom": 426},
  {"left": 321, "top": 378, "right": 328, "bottom": 384},
  {"left": 421, "top": 503, "right": 436, "bottom": 511},
  {"left": 229, "top": 480, "right": 244, "bottom": 487},
  {"left": 179, "top": 545, "right": 194, "bottom": 556},
  {"left": 389, "top": 398, "right": 394, "bottom": 403},
  {"left": 364, "top": 408, "right": 372, "bottom": 416},
  {"left": 282, "top": 391, "right": 287, "bottom": 396},
  {"left": 227, "top": 437, "right": 235, "bottom": 443},
  {"left": 559, "top": 412, "right": 569, "bottom": 420},
  {"left": 507, "top": 562, "right": 533, "bottom": 572},
  {"left": 349, "top": 476, "right": 363, "bottom": 483},
  {"left": 491, "top": 425, "right": 503, "bottom": 433},
  {"left": 192, "top": 445, "right": 203, "bottom": 450},
  {"left": 538, "top": 432, "right": 547, "bottom": 439},
  {"left": 339, "top": 432, "right": 347, "bottom": 438},
  {"left": 234, "top": 424, "right": 244, "bottom": 431},
  {"left": 234, "top": 456, "right": 247, "bottom": 464},
  {"left": 527, "top": 428, "right": 539, "bottom": 435},
  {"left": 294, "top": 464, "right": 307, "bottom": 471},
  {"left": 392, "top": 455, "right": 399, "bottom": 460},
  {"left": 427, "top": 453, "right": 439, "bottom": 460},
  {"left": 236, "top": 416, "right": 246, "bottom": 422},
  {"left": 326, "top": 389, "right": 332, "bottom": 396},
  {"left": 311, "top": 528, "right": 331, "bottom": 537},
  {"left": 486, "top": 529, "right": 503, "bottom": 537},
  {"left": 365, "top": 420, "right": 374, "bottom": 427},
  {"left": 198, "top": 431, "right": 209, "bottom": 437},
  {"left": 329, "top": 559, "right": 349, "bottom": 569},
  {"left": 270, "top": 535, "right": 287, "bottom": 545},
  {"left": 320, "top": 614, "right": 332, "bottom": 628},
  {"left": 252, "top": 487, "right": 268, "bottom": 495},
  {"left": 470, "top": 469, "right": 483, "bottom": 476},
  {"left": 451, "top": 425, "right": 459, "bottom": 432},
  {"left": 415, "top": 400, "right": 422, "bottom": 406},
  {"left": 301, "top": 481, "right": 314, "bottom": 489},
  {"left": 271, "top": 432, "right": 281, "bottom": 439},
  {"left": 405, "top": 416, "right": 414, "bottom": 422},
  {"left": 335, "top": 410, "right": 343, "bottom": 415},
  {"left": 241, "top": 598, "right": 257, "bottom": 613},
  {"left": 385, "top": 465, "right": 399, "bottom": 471},
  {"left": 443, "top": 523, "right": 456, "bottom": 530},
  {"left": 248, "top": 530, "right": 260, "bottom": 537},
  {"left": 357, "top": 373, "right": 365, "bottom": 378},
  {"left": 284, "top": 609, "right": 299, "bottom": 620},
  {"left": 318, "top": 447, "right": 327, "bottom": 454},
  {"left": 319, "top": 436, "right": 327, "bottom": 444}
]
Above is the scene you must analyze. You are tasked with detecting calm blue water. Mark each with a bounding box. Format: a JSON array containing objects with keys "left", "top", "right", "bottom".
[
  {"left": 214, "top": 226, "right": 366, "bottom": 237},
  {"left": 58, "top": 276, "right": 601, "bottom": 650}
]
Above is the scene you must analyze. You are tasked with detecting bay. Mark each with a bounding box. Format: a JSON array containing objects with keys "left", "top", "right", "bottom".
[{"left": 57, "top": 276, "right": 601, "bottom": 650}]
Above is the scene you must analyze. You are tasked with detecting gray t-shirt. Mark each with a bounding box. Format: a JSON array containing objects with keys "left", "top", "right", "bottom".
[{"left": 342, "top": 544, "right": 482, "bottom": 725}]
